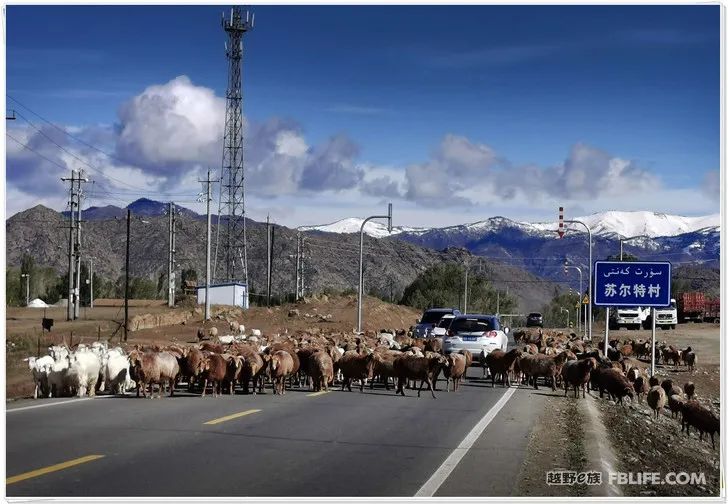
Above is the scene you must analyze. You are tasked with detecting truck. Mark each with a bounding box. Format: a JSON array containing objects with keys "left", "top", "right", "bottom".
[
  {"left": 677, "top": 292, "right": 706, "bottom": 323},
  {"left": 705, "top": 298, "right": 720, "bottom": 323},
  {"left": 609, "top": 306, "right": 650, "bottom": 330},
  {"left": 643, "top": 298, "right": 677, "bottom": 330}
]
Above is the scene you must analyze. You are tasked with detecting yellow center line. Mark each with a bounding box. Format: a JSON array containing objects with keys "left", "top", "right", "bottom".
[
  {"left": 307, "top": 390, "right": 331, "bottom": 397},
  {"left": 203, "top": 408, "right": 261, "bottom": 425},
  {"left": 7, "top": 454, "right": 105, "bottom": 485}
]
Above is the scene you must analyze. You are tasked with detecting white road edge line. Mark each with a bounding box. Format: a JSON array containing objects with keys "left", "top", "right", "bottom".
[
  {"left": 7, "top": 395, "right": 115, "bottom": 412},
  {"left": 415, "top": 386, "right": 517, "bottom": 497}
]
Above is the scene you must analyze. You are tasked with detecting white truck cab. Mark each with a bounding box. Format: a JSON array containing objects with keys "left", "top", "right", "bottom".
[
  {"left": 610, "top": 306, "right": 650, "bottom": 330},
  {"left": 648, "top": 298, "right": 677, "bottom": 330}
]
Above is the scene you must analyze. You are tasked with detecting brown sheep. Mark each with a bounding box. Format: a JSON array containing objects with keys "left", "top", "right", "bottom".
[
  {"left": 443, "top": 353, "right": 466, "bottom": 392},
  {"left": 633, "top": 376, "right": 648, "bottom": 403},
  {"left": 200, "top": 342, "right": 224, "bottom": 354},
  {"left": 562, "top": 357, "right": 596, "bottom": 398},
  {"left": 424, "top": 338, "right": 443, "bottom": 354},
  {"left": 681, "top": 400, "right": 720, "bottom": 449},
  {"left": 660, "top": 379, "right": 674, "bottom": 396},
  {"left": 648, "top": 375, "right": 659, "bottom": 387},
  {"left": 197, "top": 327, "right": 206, "bottom": 341},
  {"left": 266, "top": 350, "right": 294, "bottom": 395},
  {"left": 484, "top": 348, "right": 522, "bottom": 387},
  {"left": 518, "top": 352, "right": 569, "bottom": 391},
  {"left": 309, "top": 351, "right": 334, "bottom": 392},
  {"left": 179, "top": 347, "right": 205, "bottom": 392},
  {"left": 668, "top": 394, "right": 685, "bottom": 419},
  {"left": 339, "top": 351, "right": 375, "bottom": 392},
  {"left": 682, "top": 347, "right": 697, "bottom": 372},
  {"left": 626, "top": 367, "right": 640, "bottom": 383},
  {"left": 684, "top": 382, "right": 695, "bottom": 400},
  {"left": 458, "top": 350, "right": 473, "bottom": 382},
  {"left": 128, "top": 350, "right": 180, "bottom": 399},
  {"left": 367, "top": 350, "right": 397, "bottom": 390},
  {"left": 647, "top": 386, "right": 667, "bottom": 420},
  {"left": 199, "top": 353, "right": 228, "bottom": 397},
  {"left": 393, "top": 353, "right": 449, "bottom": 399},
  {"left": 239, "top": 347, "right": 266, "bottom": 395},
  {"left": 223, "top": 354, "right": 243, "bottom": 395},
  {"left": 595, "top": 368, "right": 635, "bottom": 404}
]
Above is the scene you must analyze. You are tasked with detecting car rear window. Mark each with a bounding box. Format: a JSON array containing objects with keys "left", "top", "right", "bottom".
[
  {"left": 437, "top": 317, "right": 454, "bottom": 328},
  {"left": 451, "top": 318, "right": 497, "bottom": 333},
  {"left": 421, "top": 311, "right": 448, "bottom": 324},
  {"left": 528, "top": 313, "right": 542, "bottom": 317}
]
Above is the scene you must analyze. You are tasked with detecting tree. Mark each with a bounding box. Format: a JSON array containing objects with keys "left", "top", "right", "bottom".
[
  {"left": 181, "top": 268, "right": 197, "bottom": 285},
  {"left": 6, "top": 268, "right": 21, "bottom": 306},
  {"left": 606, "top": 253, "right": 639, "bottom": 262},
  {"left": 400, "top": 263, "right": 517, "bottom": 315},
  {"left": 541, "top": 292, "right": 582, "bottom": 329},
  {"left": 19, "top": 253, "right": 37, "bottom": 302}
]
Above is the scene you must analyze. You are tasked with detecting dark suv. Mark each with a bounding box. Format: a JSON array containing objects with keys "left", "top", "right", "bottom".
[{"left": 526, "top": 312, "right": 544, "bottom": 327}]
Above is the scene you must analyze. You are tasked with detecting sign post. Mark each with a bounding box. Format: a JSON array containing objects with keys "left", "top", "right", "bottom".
[{"left": 594, "top": 261, "right": 671, "bottom": 376}]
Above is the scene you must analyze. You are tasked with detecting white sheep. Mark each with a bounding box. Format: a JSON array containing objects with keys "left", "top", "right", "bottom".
[
  {"left": 251, "top": 328, "right": 262, "bottom": 337},
  {"left": 68, "top": 349, "right": 101, "bottom": 397},
  {"left": 24, "top": 355, "right": 54, "bottom": 399},
  {"left": 103, "top": 351, "right": 133, "bottom": 395}
]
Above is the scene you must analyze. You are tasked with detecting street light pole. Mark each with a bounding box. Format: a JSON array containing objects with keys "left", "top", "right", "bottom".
[
  {"left": 357, "top": 203, "right": 393, "bottom": 333},
  {"left": 21, "top": 273, "right": 29, "bottom": 306},
  {"left": 564, "top": 219, "right": 593, "bottom": 341}
]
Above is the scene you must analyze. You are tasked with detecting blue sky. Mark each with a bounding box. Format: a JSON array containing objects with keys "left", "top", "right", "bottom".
[{"left": 5, "top": 5, "right": 721, "bottom": 227}]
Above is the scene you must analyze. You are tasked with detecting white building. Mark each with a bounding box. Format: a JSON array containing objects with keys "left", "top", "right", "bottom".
[{"left": 196, "top": 282, "right": 249, "bottom": 309}]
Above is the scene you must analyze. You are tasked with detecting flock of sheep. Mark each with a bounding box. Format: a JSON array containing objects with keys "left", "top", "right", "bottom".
[
  {"left": 22, "top": 323, "right": 718, "bottom": 449},
  {"left": 495, "top": 328, "right": 719, "bottom": 449}
]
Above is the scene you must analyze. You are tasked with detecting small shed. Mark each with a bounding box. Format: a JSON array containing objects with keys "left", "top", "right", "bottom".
[{"left": 196, "top": 282, "right": 249, "bottom": 309}]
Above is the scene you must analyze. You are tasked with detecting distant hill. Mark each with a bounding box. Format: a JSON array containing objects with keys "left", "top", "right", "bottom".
[{"left": 60, "top": 198, "right": 200, "bottom": 221}]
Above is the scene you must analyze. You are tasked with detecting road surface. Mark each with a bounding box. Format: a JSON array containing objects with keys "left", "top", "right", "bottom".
[{"left": 7, "top": 361, "right": 549, "bottom": 497}]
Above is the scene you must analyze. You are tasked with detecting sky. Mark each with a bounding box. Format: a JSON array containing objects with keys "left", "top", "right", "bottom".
[{"left": 4, "top": 4, "right": 722, "bottom": 228}]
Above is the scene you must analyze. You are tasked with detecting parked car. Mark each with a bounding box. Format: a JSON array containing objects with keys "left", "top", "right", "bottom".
[
  {"left": 412, "top": 308, "right": 461, "bottom": 338},
  {"left": 526, "top": 312, "right": 544, "bottom": 327},
  {"left": 442, "top": 314, "right": 509, "bottom": 361}
]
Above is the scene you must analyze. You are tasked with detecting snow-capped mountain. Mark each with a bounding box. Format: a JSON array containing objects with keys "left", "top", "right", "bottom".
[
  {"left": 298, "top": 218, "right": 427, "bottom": 238},
  {"left": 529, "top": 211, "right": 720, "bottom": 238},
  {"left": 302, "top": 211, "right": 720, "bottom": 240}
]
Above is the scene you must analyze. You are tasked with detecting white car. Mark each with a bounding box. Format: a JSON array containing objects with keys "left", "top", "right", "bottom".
[{"left": 442, "top": 315, "right": 509, "bottom": 361}]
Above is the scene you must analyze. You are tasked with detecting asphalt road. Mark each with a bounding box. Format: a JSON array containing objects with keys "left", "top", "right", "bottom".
[{"left": 7, "top": 357, "right": 548, "bottom": 497}]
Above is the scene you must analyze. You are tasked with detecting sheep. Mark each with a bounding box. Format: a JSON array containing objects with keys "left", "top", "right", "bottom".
[
  {"left": 24, "top": 355, "right": 54, "bottom": 399},
  {"left": 238, "top": 347, "right": 266, "bottom": 395},
  {"left": 309, "top": 351, "right": 334, "bottom": 392},
  {"left": 229, "top": 320, "right": 240, "bottom": 333},
  {"left": 626, "top": 367, "right": 640, "bottom": 383},
  {"left": 338, "top": 351, "right": 375, "bottom": 392},
  {"left": 208, "top": 327, "right": 219, "bottom": 339},
  {"left": 660, "top": 379, "right": 674, "bottom": 396},
  {"left": 647, "top": 386, "right": 667, "bottom": 420},
  {"left": 517, "top": 352, "right": 569, "bottom": 391},
  {"left": 367, "top": 350, "right": 397, "bottom": 390},
  {"left": 128, "top": 350, "right": 180, "bottom": 399},
  {"left": 103, "top": 350, "right": 133, "bottom": 395},
  {"left": 648, "top": 375, "right": 659, "bottom": 387},
  {"left": 562, "top": 357, "right": 596, "bottom": 398},
  {"left": 266, "top": 350, "right": 294, "bottom": 395},
  {"left": 393, "top": 353, "right": 449, "bottom": 399},
  {"left": 668, "top": 394, "right": 685, "bottom": 419},
  {"left": 197, "top": 327, "right": 206, "bottom": 341},
  {"left": 443, "top": 353, "right": 466, "bottom": 392},
  {"left": 199, "top": 353, "right": 228, "bottom": 397},
  {"left": 200, "top": 342, "right": 224, "bottom": 354},
  {"left": 484, "top": 348, "right": 522, "bottom": 387},
  {"left": 424, "top": 338, "right": 443, "bottom": 354},
  {"left": 179, "top": 347, "right": 206, "bottom": 392},
  {"left": 458, "top": 350, "right": 473, "bottom": 381},
  {"left": 684, "top": 382, "right": 695, "bottom": 400},
  {"left": 67, "top": 349, "right": 102, "bottom": 398},
  {"left": 594, "top": 368, "right": 635, "bottom": 404},
  {"left": 251, "top": 329, "right": 262, "bottom": 338},
  {"left": 46, "top": 356, "right": 71, "bottom": 397},
  {"left": 682, "top": 347, "right": 697, "bottom": 372},
  {"left": 681, "top": 400, "right": 720, "bottom": 449},
  {"left": 217, "top": 335, "right": 236, "bottom": 345},
  {"left": 633, "top": 376, "right": 648, "bottom": 403}
]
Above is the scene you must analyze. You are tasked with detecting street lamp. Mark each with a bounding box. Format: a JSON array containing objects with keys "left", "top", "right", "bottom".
[
  {"left": 357, "top": 203, "right": 393, "bottom": 333},
  {"left": 20, "top": 273, "right": 29, "bottom": 306},
  {"left": 564, "top": 263, "right": 584, "bottom": 338},
  {"left": 562, "top": 216, "right": 593, "bottom": 341},
  {"left": 619, "top": 235, "right": 645, "bottom": 261}
]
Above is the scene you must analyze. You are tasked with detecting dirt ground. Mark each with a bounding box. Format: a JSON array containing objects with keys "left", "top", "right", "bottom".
[{"left": 5, "top": 294, "right": 421, "bottom": 398}]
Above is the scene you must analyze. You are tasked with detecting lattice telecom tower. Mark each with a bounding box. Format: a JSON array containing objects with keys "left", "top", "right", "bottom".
[{"left": 215, "top": 6, "right": 254, "bottom": 284}]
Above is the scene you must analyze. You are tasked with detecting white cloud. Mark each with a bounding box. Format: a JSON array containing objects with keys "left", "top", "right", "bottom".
[{"left": 701, "top": 169, "right": 720, "bottom": 201}]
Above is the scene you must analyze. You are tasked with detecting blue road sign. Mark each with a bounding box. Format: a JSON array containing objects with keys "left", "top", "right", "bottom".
[{"left": 594, "top": 261, "right": 671, "bottom": 307}]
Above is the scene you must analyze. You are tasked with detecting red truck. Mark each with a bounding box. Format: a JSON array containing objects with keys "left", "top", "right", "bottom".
[
  {"left": 677, "top": 292, "right": 705, "bottom": 323},
  {"left": 705, "top": 298, "right": 720, "bottom": 323}
]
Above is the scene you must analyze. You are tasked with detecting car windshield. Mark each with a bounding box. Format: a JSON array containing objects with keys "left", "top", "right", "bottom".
[
  {"left": 421, "top": 311, "right": 448, "bottom": 324},
  {"left": 437, "top": 317, "right": 454, "bottom": 328},
  {"left": 528, "top": 313, "right": 541, "bottom": 318},
  {"left": 451, "top": 318, "right": 497, "bottom": 333}
]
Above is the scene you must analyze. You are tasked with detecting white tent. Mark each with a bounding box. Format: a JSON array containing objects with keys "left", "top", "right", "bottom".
[{"left": 27, "top": 298, "right": 49, "bottom": 308}]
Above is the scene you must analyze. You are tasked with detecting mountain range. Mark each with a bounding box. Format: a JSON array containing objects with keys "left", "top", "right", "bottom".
[{"left": 7, "top": 200, "right": 720, "bottom": 309}]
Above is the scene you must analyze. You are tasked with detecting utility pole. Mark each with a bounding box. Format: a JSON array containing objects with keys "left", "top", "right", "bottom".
[
  {"left": 168, "top": 202, "right": 175, "bottom": 307},
  {"left": 295, "top": 232, "right": 301, "bottom": 300},
  {"left": 21, "top": 274, "right": 29, "bottom": 306},
  {"left": 124, "top": 208, "right": 131, "bottom": 342},
  {"left": 300, "top": 234, "right": 305, "bottom": 299},
  {"left": 266, "top": 215, "right": 271, "bottom": 306},
  {"left": 199, "top": 169, "right": 218, "bottom": 321},
  {"left": 463, "top": 263, "right": 469, "bottom": 315},
  {"left": 62, "top": 170, "right": 77, "bottom": 321},
  {"left": 88, "top": 258, "right": 94, "bottom": 309},
  {"left": 74, "top": 171, "right": 86, "bottom": 319}
]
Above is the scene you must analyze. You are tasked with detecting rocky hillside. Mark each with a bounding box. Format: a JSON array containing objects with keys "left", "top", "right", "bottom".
[{"left": 6, "top": 205, "right": 563, "bottom": 312}]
